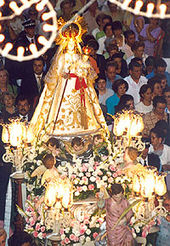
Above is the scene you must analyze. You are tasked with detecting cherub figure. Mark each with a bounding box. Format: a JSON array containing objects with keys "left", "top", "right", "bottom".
[{"left": 93, "top": 134, "right": 109, "bottom": 161}]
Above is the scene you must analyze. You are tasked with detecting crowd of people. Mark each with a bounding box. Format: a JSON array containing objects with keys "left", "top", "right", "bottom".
[{"left": 0, "top": 0, "right": 170, "bottom": 245}]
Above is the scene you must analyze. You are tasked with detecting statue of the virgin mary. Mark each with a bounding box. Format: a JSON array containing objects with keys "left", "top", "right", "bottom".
[{"left": 30, "top": 17, "right": 109, "bottom": 137}]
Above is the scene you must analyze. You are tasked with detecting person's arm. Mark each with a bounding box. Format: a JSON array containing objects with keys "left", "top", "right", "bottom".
[{"left": 146, "top": 25, "right": 157, "bottom": 43}]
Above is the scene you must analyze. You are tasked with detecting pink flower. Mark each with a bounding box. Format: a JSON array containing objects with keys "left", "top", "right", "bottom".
[
  {"left": 65, "top": 237, "right": 70, "bottom": 244},
  {"left": 69, "top": 234, "right": 76, "bottom": 241},
  {"left": 88, "top": 184, "right": 94, "bottom": 190},
  {"left": 84, "top": 219, "right": 89, "bottom": 224},
  {"left": 82, "top": 164, "right": 88, "bottom": 172},
  {"left": 29, "top": 217, "right": 35, "bottom": 226},
  {"left": 109, "top": 165, "right": 116, "bottom": 171},
  {"left": 77, "top": 186, "right": 83, "bottom": 192},
  {"left": 112, "top": 173, "right": 118, "bottom": 178},
  {"left": 80, "top": 228, "right": 85, "bottom": 235},
  {"left": 61, "top": 240, "right": 65, "bottom": 245},
  {"left": 96, "top": 176, "right": 101, "bottom": 181},
  {"left": 82, "top": 176, "right": 88, "bottom": 182},
  {"left": 60, "top": 228, "right": 64, "bottom": 235},
  {"left": 93, "top": 232, "right": 99, "bottom": 239},
  {"left": 108, "top": 177, "right": 113, "bottom": 183},
  {"left": 97, "top": 170, "right": 103, "bottom": 176},
  {"left": 33, "top": 231, "right": 38, "bottom": 238},
  {"left": 42, "top": 233, "right": 46, "bottom": 238},
  {"left": 41, "top": 226, "right": 45, "bottom": 232},
  {"left": 35, "top": 223, "right": 41, "bottom": 231},
  {"left": 71, "top": 175, "right": 76, "bottom": 179}
]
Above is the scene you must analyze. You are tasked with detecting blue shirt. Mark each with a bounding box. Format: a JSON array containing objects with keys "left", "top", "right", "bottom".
[
  {"left": 146, "top": 71, "right": 170, "bottom": 86},
  {"left": 106, "top": 93, "right": 120, "bottom": 116},
  {"left": 106, "top": 75, "right": 122, "bottom": 89}
]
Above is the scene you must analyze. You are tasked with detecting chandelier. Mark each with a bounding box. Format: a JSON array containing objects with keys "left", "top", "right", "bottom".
[{"left": 109, "top": 0, "right": 170, "bottom": 19}]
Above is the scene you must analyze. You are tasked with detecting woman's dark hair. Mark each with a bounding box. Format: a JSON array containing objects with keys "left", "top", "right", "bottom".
[
  {"left": 112, "top": 79, "right": 128, "bottom": 93},
  {"left": 112, "top": 21, "right": 122, "bottom": 31},
  {"left": 145, "top": 56, "right": 155, "bottom": 67},
  {"left": 103, "top": 22, "right": 113, "bottom": 33},
  {"left": 152, "top": 96, "right": 167, "bottom": 108},
  {"left": 108, "top": 183, "right": 124, "bottom": 197},
  {"left": 148, "top": 153, "right": 161, "bottom": 172},
  {"left": 115, "top": 94, "right": 134, "bottom": 113},
  {"left": 147, "top": 76, "right": 161, "bottom": 92},
  {"left": 139, "top": 84, "right": 151, "bottom": 99},
  {"left": 150, "top": 127, "right": 165, "bottom": 142},
  {"left": 87, "top": 39, "right": 99, "bottom": 51},
  {"left": 8, "top": 231, "right": 34, "bottom": 246},
  {"left": 71, "top": 137, "right": 84, "bottom": 147}
]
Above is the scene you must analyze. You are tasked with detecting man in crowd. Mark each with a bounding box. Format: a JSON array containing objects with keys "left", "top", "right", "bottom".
[
  {"left": 126, "top": 41, "right": 147, "bottom": 65},
  {"left": 121, "top": 30, "right": 136, "bottom": 60},
  {"left": 143, "top": 96, "right": 167, "bottom": 137},
  {"left": 15, "top": 95, "right": 33, "bottom": 122},
  {"left": 105, "top": 61, "right": 121, "bottom": 89},
  {"left": 125, "top": 60, "right": 147, "bottom": 104}
]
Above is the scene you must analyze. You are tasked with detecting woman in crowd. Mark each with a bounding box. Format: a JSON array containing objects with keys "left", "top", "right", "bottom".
[
  {"left": 148, "top": 77, "right": 163, "bottom": 99},
  {"left": 0, "top": 92, "right": 16, "bottom": 123},
  {"left": 135, "top": 84, "right": 153, "bottom": 114},
  {"left": 0, "top": 68, "right": 18, "bottom": 111},
  {"left": 115, "top": 94, "right": 134, "bottom": 114},
  {"left": 106, "top": 79, "right": 128, "bottom": 116}
]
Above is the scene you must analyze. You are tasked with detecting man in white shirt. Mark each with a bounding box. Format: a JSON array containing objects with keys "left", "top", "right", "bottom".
[{"left": 125, "top": 60, "right": 147, "bottom": 105}]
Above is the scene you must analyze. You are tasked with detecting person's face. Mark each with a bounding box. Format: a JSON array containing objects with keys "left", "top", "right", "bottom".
[
  {"left": 117, "top": 83, "right": 126, "bottom": 97},
  {"left": 17, "top": 99, "right": 30, "bottom": 116},
  {"left": 130, "top": 66, "right": 142, "bottom": 81},
  {"left": 142, "top": 147, "right": 149, "bottom": 159},
  {"left": 156, "top": 66, "right": 166, "bottom": 75},
  {"left": 164, "top": 91, "right": 170, "bottom": 105},
  {"left": 93, "top": 137, "right": 103, "bottom": 146},
  {"left": 126, "top": 99, "right": 134, "bottom": 110},
  {"left": 163, "top": 198, "right": 170, "bottom": 213},
  {"left": 126, "top": 34, "right": 135, "bottom": 47},
  {"left": 113, "top": 29, "right": 122, "bottom": 37},
  {"left": 45, "top": 159, "right": 54, "bottom": 169},
  {"left": 153, "top": 82, "right": 162, "bottom": 96},
  {"left": 146, "top": 65, "right": 153, "bottom": 74},
  {"left": 150, "top": 132, "right": 162, "bottom": 149},
  {"left": 25, "top": 27, "right": 35, "bottom": 38},
  {"left": 109, "top": 47, "right": 118, "bottom": 57},
  {"left": 155, "top": 102, "right": 166, "bottom": 116},
  {"left": 105, "top": 25, "right": 113, "bottom": 37},
  {"left": 0, "top": 70, "right": 7, "bottom": 85},
  {"left": 114, "top": 57, "right": 121, "bottom": 70},
  {"left": 102, "top": 18, "right": 110, "bottom": 28},
  {"left": 89, "top": 47, "right": 96, "bottom": 57},
  {"left": 142, "top": 88, "right": 152, "bottom": 102},
  {"left": 112, "top": 192, "right": 123, "bottom": 204},
  {"left": 106, "top": 66, "right": 116, "bottom": 82},
  {"left": 33, "top": 60, "right": 44, "bottom": 75},
  {"left": 0, "top": 234, "right": 6, "bottom": 246},
  {"left": 108, "top": 2, "right": 117, "bottom": 12},
  {"left": 4, "top": 95, "right": 14, "bottom": 107},
  {"left": 97, "top": 79, "right": 106, "bottom": 92},
  {"left": 161, "top": 79, "right": 167, "bottom": 90},
  {"left": 29, "top": 11, "right": 38, "bottom": 21},
  {"left": 150, "top": 18, "right": 159, "bottom": 28},
  {"left": 134, "top": 46, "right": 144, "bottom": 58},
  {"left": 73, "top": 144, "right": 83, "bottom": 152}
]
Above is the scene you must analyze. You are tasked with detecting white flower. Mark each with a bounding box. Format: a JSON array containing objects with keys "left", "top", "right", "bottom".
[
  {"left": 90, "top": 176, "right": 96, "bottom": 182},
  {"left": 86, "top": 229, "right": 91, "bottom": 235},
  {"left": 86, "top": 236, "right": 91, "bottom": 242},
  {"left": 75, "top": 191, "right": 80, "bottom": 196},
  {"left": 107, "top": 172, "right": 112, "bottom": 177},
  {"left": 96, "top": 223, "right": 100, "bottom": 228},
  {"left": 79, "top": 172, "right": 83, "bottom": 177},
  {"left": 115, "top": 177, "right": 121, "bottom": 183},
  {"left": 102, "top": 176, "right": 107, "bottom": 181},
  {"left": 88, "top": 167, "right": 93, "bottom": 172},
  {"left": 38, "top": 232, "right": 43, "bottom": 239},
  {"left": 74, "top": 179, "right": 79, "bottom": 185},
  {"left": 65, "top": 227, "right": 70, "bottom": 233},
  {"left": 61, "top": 234, "right": 66, "bottom": 240},
  {"left": 130, "top": 217, "right": 136, "bottom": 224},
  {"left": 82, "top": 185, "right": 87, "bottom": 191},
  {"left": 80, "top": 180, "right": 84, "bottom": 185},
  {"left": 37, "top": 160, "right": 42, "bottom": 166},
  {"left": 80, "top": 235, "right": 85, "bottom": 243}
]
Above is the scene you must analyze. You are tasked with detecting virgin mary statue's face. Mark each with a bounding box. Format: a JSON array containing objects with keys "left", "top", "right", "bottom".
[{"left": 67, "top": 38, "right": 75, "bottom": 51}]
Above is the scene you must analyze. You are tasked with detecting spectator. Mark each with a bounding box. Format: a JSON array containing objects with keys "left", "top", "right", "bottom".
[
  {"left": 0, "top": 92, "right": 16, "bottom": 123},
  {"left": 139, "top": 18, "right": 162, "bottom": 56},
  {"left": 155, "top": 120, "right": 170, "bottom": 146},
  {"left": 115, "top": 94, "right": 134, "bottom": 113},
  {"left": 96, "top": 76, "right": 113, "bottom": 106},
  {"left": 126, "top": 41, "right": 148, "bottom": 65},
  {"left": 106, "top": 79, "right": 128, "bottom": 115},
  {"left": 121, "top": 30, "right": 136, "bottom": 60},
  {"left": 95, "top": 15, "right": 112, "bottom": 41},
  {"left": 106, "top": 44, "right": 119, "bottom": 60},
  {"left": 87, "top": 39, "right": 106, "bottom": 76},
  {"left": 20, "top": 56, "right": 45, "bottom": 103},
  {"left": 0, "top": 68, "right": 18, "bottom": 111},
  {"left": 130, "top": 14, "right": 144, "bottom": 41},
  {"left": 59, "top": 0, "right": 73, "bottom": 21},
  {"left": 83, "top": 0, "right": 101, "bottom": 34},
  {"left": 0, "top": 228, "right": 6, "bottom": 246},
  {"left": 110, "top": 52, "right": 128, "bottom": 78},
  {"left": 146, "top": 57, "right": 170, "bottom": 86},
  {"left": 143, "top": 96, "right": 167, "bottom": 137},
  {"left": 112, "top": 21, "right": 125, "bottom": 50},
  {"left": 97, "top": 22, "right": 114, "bottom": 55},
  {"left": 135, "top": 84, "right": 153, "bottom": 114},
  {"left": 145, "top": 56, "right": 155, "bottom": 76},
  {"left": 156, "top": 74, "right": 168, "bottom": 92},
  {"left": 15, "top": 94, "right": 33, "bottom": 122},
  {"left": 164, "top": 87, "right": 170, "bottom": 114},
  {"left": 149, "top": 127, "right": 170, "bottom": 169},
  {"left": 125, "top": 61, "right": 147, "bottom": 105},
  {"left": 92, "top": 13, "right": 107, "bottom": 40},
  {"left": 8, "top": 231, "right": 36, "bottom": 246},
  {"left": 105, "top": 62, "right": 121, "bottom": 89},
  {"left": 148, "top": 76, "right": 163, "bottom": 98}
]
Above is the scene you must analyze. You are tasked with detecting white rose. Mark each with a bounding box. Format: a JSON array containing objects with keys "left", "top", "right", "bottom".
[
  {"left": 86, "top": 236, "right": 91, "bottom": 242},
  {"left": 79, "top": 172, "right": 83, "bottom": 177},
  {"left": 107, "top": 172, "right": 111, "bottom": 176},
  {"left": 74, "top": 180, "right": 79, "bottom": 185},
  {"left": 65, "top": 227, "right": 70, "bottom": 233},
  {"left": 61, "top": 234, "right": 66, "bottom": 240},
  {"left": 38, "top": 232, "right": 43, "bottom": 239},
  {"left": 96, "top": 224, "right": 100, "bottom": 228},
  {"left": 115, "top": 177, "right": 121, "bottom": 183},
  {"left": 80, "top": 180, "right": 84, "bottom": 185},
  {"left": 102, "top": 176, "right": 107, "bottom": 181},
  {"left": 75, "top": 191, "right": 80, "bottom": 196},
  {"left": 88, "top": 167, "right": 93, "bottom": 172},
  {"left": 86, "top": 229, "right": 91, "bottom": 235},
  {"left": 90, "top": 176, "right": 96, "bottom": 182},
  {"left": 83, "top": 185, "right": 87, "bottom": 191},
  {"left": 80, "top": 235, "right": 85, "bottom": 243}
]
